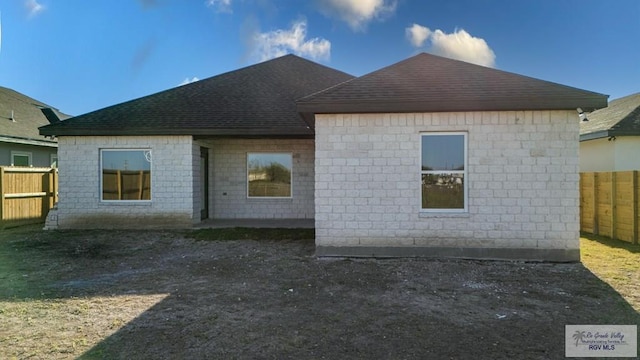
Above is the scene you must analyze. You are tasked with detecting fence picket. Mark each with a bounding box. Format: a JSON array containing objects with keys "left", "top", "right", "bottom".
[
  {"left": 0, "top": 167, "right": 4, "bottom": 221},
  {"left": 634, "top": 171, "right": 638, "bottom": 244}
]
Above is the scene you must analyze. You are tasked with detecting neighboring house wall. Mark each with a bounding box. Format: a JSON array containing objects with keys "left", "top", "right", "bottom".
[
  {"left": 315, "top": 111, "right": 580, "bottom": 261},
  {"left": 579, "top": 138, "right": 614, "bottom": 172},
  {"left": 201, "top": 138, "right": 315, "bottom": 219},
  {"left": 614, "top": 137, "right": 640, "bottom": 171},
  {"left": 0, "top": 142, "right": 57, "bottom": 167},
  {"left": 580, "top": 137, "right": 640, "bottom": 172},
  {"left": 55, "top": 135, "right": 196, "bottom": 229}
]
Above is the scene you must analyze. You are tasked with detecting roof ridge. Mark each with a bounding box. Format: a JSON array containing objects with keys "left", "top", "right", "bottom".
[
  {"left": 0, "top": 86, "right": 55, "bottom": 109},
  {"left": 73, "top": 54, "right": 354, "bottom": 119},
  {"left": 40, "top": 54, "right": 354, "bottom": 137},
  {"left": 381, "top": 53, "right": 607, "bottom": 97},
  {"left": 297, "top": 77, "right": 357, "bottom": 102},
  {"left": 298, "top": 52, "right": 608, "bottom": 113}
]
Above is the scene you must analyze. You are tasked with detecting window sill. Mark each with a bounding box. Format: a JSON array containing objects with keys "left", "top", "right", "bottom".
[
  {"left": 419, "top": 212, "right": 470, "bottom": 218},
  {"left": 99, "top": 201, "right": 152, "bottom": 206},
  {"left": 247, "top": 197, "right": 293, "bottom": 203}
]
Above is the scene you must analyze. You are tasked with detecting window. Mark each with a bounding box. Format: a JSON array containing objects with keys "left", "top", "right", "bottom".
[
  {"left": 50, "top": 154, "right": 58, "bottom": 168},
  {"left": 11, "top": 151, "right": 32, "bottom": 167},
  {"left": 421, "top": 133, "right": 467, "bottom": 211},
  {"left": 101, "top": 149, "right": 151, "bottom": 201},
  {"left": 247, "top": 153, "right": 292, "bottom": 198}
]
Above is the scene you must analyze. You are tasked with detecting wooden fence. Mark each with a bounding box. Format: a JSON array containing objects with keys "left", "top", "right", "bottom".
[
  {"left": 580, "top": 171, "right": 639, "bottom": 244},
  {"left": 0, "top": 167, "right": 58, "bottom": 226}
]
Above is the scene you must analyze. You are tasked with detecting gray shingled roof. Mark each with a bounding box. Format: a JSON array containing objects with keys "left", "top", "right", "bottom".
[
  {"left": 297, "top": 53, "right": 608, "bottom": 114},
  {"left": 580, "top": 92, "right": 640, "bottom": 141},
  {"left": 0, "top": 86, "right": 69, "bottom": 145},
  {"left": 40, "top": 55, "right": 354, "bottom": 137}
]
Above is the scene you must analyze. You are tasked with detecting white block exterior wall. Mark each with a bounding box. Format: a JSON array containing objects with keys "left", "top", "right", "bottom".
[
  {"left": 53, "top": 135, "right": 197, "bottom": 229},
  {"left": 202, "top": 138, "right": 314, "bottom": 219},
  {"left": 580, "top": 137, "right": 640, "bottom": 172},
  {"left": 315, "top": 111, "right": 580, "bottom": 261}
]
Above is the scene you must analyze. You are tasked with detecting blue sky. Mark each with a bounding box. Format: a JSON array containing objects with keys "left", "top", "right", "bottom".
[{"left": 1, "top": 0, "right": 638, "bottom": 116}]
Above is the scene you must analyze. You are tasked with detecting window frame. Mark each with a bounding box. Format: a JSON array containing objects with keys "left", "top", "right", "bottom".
[
  {"left": 100, "top": 149, "right": 152, "bottom": 203},
  {"left": 11, "top": 151, "right": 32, "bottom": 167},
  {"left": 246, "top": 152, "right": 293, "bottom": 199},
  {"left": 420, "top": 132, "right": 468, "bottom": 213},
  {"left": 50, "top": 154, "right": 58, "bottom": 168}
]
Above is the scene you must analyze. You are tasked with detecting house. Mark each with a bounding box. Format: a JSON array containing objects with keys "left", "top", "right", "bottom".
[
  {"left": 297, "top": 53, "right": 606, "bottom": 261},
  {"left": 39, "top": 55, "right": 354, "bottom": 228},
  {"left": 0, "top": 86, "right": 69, "bottom": 167},
  {"left": 40, "top": 53, "right": 607, "bottom": 261},
  {"left": 579, "top": 92, "right": 640, "bottom": 172}
]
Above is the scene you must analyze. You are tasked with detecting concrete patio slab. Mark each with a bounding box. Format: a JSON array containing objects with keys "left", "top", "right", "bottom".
[{"left": 195, "top": 219, "right": 315, "bottom": 229}]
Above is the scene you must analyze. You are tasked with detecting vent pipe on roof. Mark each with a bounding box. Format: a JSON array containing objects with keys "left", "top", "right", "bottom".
[
  {"left": 40, "top": 107, "right": 61, "bottom": 124},
  {"left": 10, "top": 110, "right": 15, "bottom": 122},
  {"left": 577, "top": 108, "right": 588, "bottom": 122}
]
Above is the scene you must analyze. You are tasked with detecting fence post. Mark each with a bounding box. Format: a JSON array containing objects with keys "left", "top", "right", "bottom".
[
  {"left": 116, "top": 170, "right": 122, "bottom": 200},
  {"left": 611, "top": 172, "right": 617, "bottom": 240},
  {"left": 633, "top": 170, "right": 638, "bottom": 245},
  {"left": 47, "top": 169, "right": 54, "bottom": 212},
  {"left": 0, "top": 167, "right": 4, "bottom": 221},
  {"left": 53, "top": 168, "right": 58, "bottom": 205},
  {"left": 592, "top": 172, "right": 598, "bottom": 235},
  {"left": 138, "top": 170, "right": 144, "bottom": 200},
  {"left": 579, "top": 173, "right": 583, "bottom": 232}
]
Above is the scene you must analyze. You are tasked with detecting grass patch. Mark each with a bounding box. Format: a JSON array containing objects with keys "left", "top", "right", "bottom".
[
  {"left": 189, "top": 227, "right": 315, "bottom": 241},
  {"left": 0, "top": 295, "right": 168, "bottom": 359},
  {"left": 580, "top": 233, "right": 640, "bottom": 311}
]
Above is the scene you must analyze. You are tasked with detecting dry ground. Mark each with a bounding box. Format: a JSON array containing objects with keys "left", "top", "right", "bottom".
[
  {"left": 0, "top": 226, "right": 638, "bottom": 359},
  {"left": 580, "top": 233, "right": 640, "bottom": 312}
]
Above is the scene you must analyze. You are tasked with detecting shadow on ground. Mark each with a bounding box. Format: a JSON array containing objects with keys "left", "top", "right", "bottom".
[
  {"left": 580, "top": 232, "right": 640, "bottom": 254},
  {"left": 1, "top": 226, "right": 638, "bottom": 359}
]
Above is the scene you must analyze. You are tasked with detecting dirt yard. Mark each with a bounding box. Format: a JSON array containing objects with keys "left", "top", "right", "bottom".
[{"left": 0, "top": 226, "right": 638, "bottom": 359}]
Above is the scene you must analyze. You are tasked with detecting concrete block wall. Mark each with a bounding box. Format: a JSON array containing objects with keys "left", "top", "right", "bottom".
[
  {"left": 204, "top": 138, "right": 314, "bottom": 219},
  {"left": 54, "top": 135, "right": 196, "bottom": 229},
  {"left": 314, "top": 111, "right": 580, "bottom": 261}
]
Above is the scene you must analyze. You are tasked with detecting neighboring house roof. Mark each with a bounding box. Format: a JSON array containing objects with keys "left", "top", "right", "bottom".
[
  {"left": 40, "top": 55, "right": 355, "bottom": 138},
  {"left": 297, "top": 53, "right": 608, "bottom": 114},
  {"left": 0, "top": 86, "right": 70, "bottom": 147},
  {"left": 579, "top": 92, "right": 640, "bottom": 141}
]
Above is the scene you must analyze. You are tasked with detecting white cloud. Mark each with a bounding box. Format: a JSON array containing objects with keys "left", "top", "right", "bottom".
[
  {"left": 250, "top": 20, "right": 331, "bottom": 62},
  {"left": 405, "top": 23, "right": 430, "bottom": 48},
  {"left": 405, "top": 25, "right": 496, "bottom": 67},
  {"left": 179, "top": 77, "right": 200, "bottom": 86},
  {"left": 206, "top": 0, "right": 232, "bottom": 13},
  {"left": 430, "top": 29, "right": 496, "bottom": 67},
  {"left": 25, "top": 0, "right": 45, "bottom": 18},
  {"left": 318, "top": 0, "right": 397, "bottom": 31}
]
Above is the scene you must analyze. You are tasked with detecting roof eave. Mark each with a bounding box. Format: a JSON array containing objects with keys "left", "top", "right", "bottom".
[
  {"left": 0, "top": 135, "right": 58, "bottom": 147},
  {"left": 298, "top": 97, "right": 608, "bottom": 114},
  {"left": 580, "top": 129, "right": 640, "bottom": 141},
  {"left": 579, "top": 130, "right": 610, "bottom": 141},
  {"left": 39, "top": 126, "right": 314, "bottom": 137}
]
